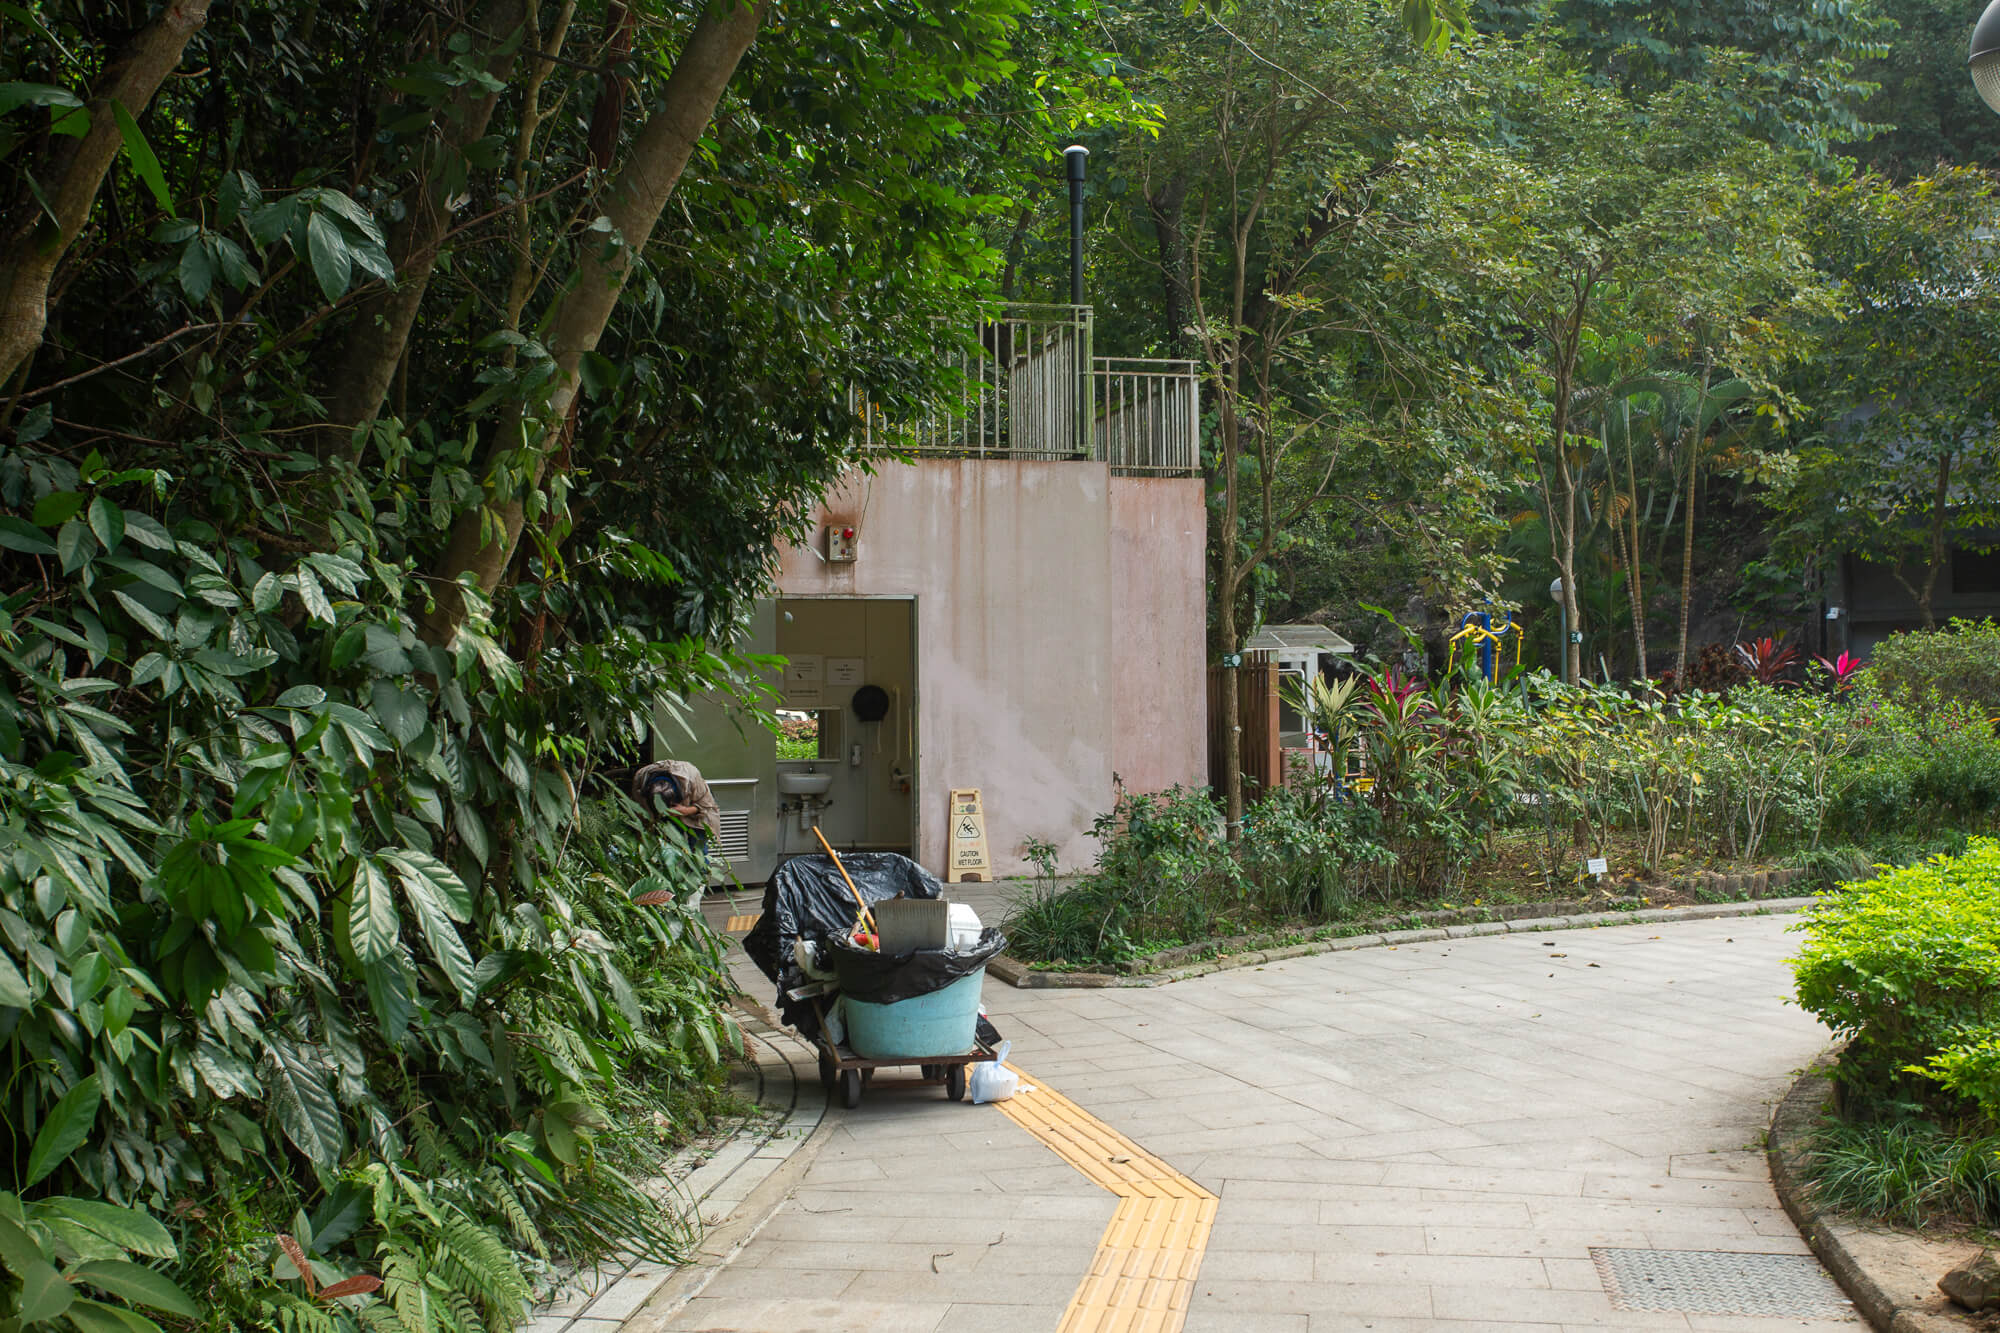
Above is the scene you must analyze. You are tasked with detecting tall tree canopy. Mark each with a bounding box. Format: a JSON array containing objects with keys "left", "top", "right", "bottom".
[{"left": 0, "top": 0, "right": 1136, "bottom": 1323}]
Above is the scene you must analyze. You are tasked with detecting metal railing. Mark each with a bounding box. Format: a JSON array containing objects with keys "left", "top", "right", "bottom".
[
  {"left": 903, "top": 303, "right": 1093, "bottom": 461},
  {"left": 1096, "top": 356, "right": 1200, "bottom": 476},
  {"left": 863, "top": 304, "right": 1201, "bottom": 478}
]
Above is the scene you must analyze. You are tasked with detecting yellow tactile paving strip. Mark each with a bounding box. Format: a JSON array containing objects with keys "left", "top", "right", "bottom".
[{"left": 996, "top": 1067, "right": 1219, "bottom": 1333}]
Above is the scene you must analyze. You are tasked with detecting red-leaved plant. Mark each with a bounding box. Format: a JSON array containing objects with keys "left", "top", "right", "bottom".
[
  {"left": 1736, "top": 636, "right": 1801, "bottom": 686},
  {"left": 1814, "top": 650, "right": 1862, "bottom": 697}
]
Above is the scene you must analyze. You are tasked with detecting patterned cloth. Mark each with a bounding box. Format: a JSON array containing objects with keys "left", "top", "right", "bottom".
[{"left": 630, "top": 759, "right": 723, "bottom": 844}]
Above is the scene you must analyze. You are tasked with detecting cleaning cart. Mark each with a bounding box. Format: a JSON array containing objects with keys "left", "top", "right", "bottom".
[
  {"left": 742, "top": 849, "right": 1006, "bottom": 1110},
  {"left": 807, "top": 989, "right": 1000, "bottom": 1108}
]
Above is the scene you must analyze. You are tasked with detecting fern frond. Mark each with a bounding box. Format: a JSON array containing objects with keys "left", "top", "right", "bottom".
[
  {"left": 410, "top": 1109, "right": 447, "bottom": 1175},
  {"left": 432, "top": 1216, "right": 533, "bottom": 1315},
  {"left": 480, "top": 1165, "right": 548, "bottom": 1260},
  {"left": 260, "top": 1294, "right": 342, "bottom": 1333},
  {"left": 381, "top": 1248, "right": 434, "bottom": 1333}
]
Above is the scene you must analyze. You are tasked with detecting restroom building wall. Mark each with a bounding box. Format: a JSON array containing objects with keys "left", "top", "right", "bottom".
[{"left": 774, "top": 459, "right": 1205, "bottom": 875}]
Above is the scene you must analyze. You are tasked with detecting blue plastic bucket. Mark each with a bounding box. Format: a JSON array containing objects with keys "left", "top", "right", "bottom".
[{"left": 843, "top": 969, "right": 985, "bottom": 1059}]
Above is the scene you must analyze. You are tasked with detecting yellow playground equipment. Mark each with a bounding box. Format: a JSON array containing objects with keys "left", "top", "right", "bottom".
[{"left": 1447, "top": 610, "right": 1521, "bottom": 682}]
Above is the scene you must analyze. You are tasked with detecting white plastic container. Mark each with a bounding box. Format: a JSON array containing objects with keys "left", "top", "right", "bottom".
[{"left": 947, "top": 902, "right": 982, "bottom": 951}]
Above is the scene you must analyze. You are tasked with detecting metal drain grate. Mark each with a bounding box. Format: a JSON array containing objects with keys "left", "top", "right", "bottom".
[{"left": 1591, "top": 1248, "right": 1853, "bottom": 1316}]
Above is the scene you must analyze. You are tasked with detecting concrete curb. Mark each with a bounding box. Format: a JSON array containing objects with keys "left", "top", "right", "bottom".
[
  {"left": 619, "top": 1004, "right": 837, "bottom": 1331},
  {"left": 1766, "top": 1053, "right": 1967, "bottom": 1333},
  {"left": 990, "top": 895, "right": 1822, "bottom": 989}
]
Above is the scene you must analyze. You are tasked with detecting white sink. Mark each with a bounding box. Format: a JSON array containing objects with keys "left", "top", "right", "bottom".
[{"left": 776, "top": 771, "right": 834, "bottom": 796}]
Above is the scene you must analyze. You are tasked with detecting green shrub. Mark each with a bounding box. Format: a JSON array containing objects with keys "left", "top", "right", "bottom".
[
  {"left": 1867, "top": 618, "right": 2000, "bottom": 718},
  {"left": 1793, "top": 839, "right": 2000, "bottom": 1114},
  {"left": 0, "top": 495, "right": 741, "bottom": 1328},
  {"left": 1240, "top": 779, "right": 1392, "bottom": 919},
  {"left": 1917, "top": 1030, "right": 2000, "bottom": 1125},
  {"left": 1829, "top": 685, "right": 2000, "bottom": 842},
  {"left": 1001, "top": 787, "right": 1243, "bottom": 966}
]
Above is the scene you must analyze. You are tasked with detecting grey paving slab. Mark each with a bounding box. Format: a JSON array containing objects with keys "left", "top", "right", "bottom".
[{"left": 663, "top": 911, "right": 1853, "bottom": 1332}]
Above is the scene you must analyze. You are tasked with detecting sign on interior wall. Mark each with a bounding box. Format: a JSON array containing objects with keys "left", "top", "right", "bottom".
[
  {"left": 827, "top": 657, "right": 865, "bottom": 688},
  {"left": 947, "top": 788, "right": 989, "bottom": 883},
  {"left": 784, "top": 654, "right": 824, "bottom": 707}
]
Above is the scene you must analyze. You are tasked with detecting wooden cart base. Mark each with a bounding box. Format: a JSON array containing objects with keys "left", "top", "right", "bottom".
[{"left": 806, "top": 998, "right": 997, "bottom": 1108}]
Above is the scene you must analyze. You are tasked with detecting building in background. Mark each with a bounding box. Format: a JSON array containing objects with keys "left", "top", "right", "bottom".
[{"left": 668, "top": 305, "right": 1207, "bottom": 881}]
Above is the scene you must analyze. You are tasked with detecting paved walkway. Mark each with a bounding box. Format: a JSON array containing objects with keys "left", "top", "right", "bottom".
[{"left": 668, "top": 906, "right": 1855, "bottom": 1332}]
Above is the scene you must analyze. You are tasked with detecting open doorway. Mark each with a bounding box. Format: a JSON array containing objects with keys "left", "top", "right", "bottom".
[{"left": 773, "top": 596, "right": 916, "bottom": 864}]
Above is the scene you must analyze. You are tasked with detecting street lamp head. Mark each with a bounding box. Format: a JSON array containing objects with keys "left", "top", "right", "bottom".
[
  {"left": 1971, "top": 0, "right": 2000, "bottom": 114},
  {"left": 1548, "top": 577, "right": 1564, "bottom": 602}
]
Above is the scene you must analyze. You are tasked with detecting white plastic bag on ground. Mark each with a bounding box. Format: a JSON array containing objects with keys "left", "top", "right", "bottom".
[{"left": 969, "top": 1040, "right": 1019, "bottom": 1104}]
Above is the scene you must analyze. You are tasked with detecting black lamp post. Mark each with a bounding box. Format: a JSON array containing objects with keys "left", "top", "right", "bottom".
[
  {"left": 1064, "top": 145, "right": 1089, "bottom": 307},
  {"left": 1972, "top": 0, "right": 2000, "bottom": 113}
]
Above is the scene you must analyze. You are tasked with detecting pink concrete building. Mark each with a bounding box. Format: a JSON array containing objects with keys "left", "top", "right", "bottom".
[{"left": 670, "top": 306, "right": 1208, "bottom": 881}]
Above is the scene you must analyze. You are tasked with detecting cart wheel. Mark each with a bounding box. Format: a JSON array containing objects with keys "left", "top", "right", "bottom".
[
  {"left": 818, "top": 1048, "right": 836, "bottom": 1093},
  {"left": 860, "top": 1067, "right": 874, "bottom": 1087},
  {"left": 944, "top": 1064, "right": 967, "bottom": 1102},
  {"left": 840, "top": 1068, "right": 863, "bottom": 1109},
  {"left": 920, "top": 1064, "right": 939, "bottom": 1081}
]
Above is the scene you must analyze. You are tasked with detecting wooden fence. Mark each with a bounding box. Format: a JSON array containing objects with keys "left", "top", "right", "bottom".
[{"left": 1206, "top": 652, "right": 1281, "bottom": 797}]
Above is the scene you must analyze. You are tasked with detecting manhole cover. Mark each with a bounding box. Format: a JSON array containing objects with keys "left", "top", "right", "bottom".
[{"left": 1590, "top": 1248, "right": 1853, "bottom": 1316}]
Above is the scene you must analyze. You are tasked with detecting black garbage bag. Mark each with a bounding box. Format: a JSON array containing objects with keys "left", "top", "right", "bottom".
[
  {"left": 743, "top": 852, "right": 943, "bottom": 1031},
  {"left": 824, "top": 927, "right": 1009, "bottom": 1007}
]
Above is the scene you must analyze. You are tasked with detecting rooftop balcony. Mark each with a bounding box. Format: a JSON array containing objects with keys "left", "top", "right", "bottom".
[{"left": 861, "top": 303, "right": 1201, "bottom": 478}]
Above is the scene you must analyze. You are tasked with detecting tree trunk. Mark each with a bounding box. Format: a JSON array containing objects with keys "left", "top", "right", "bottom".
[
  {"left": 316, "top": 0, "right": 530, "bottom": 462},
  {"left": 1217, "top": 394, "right": 1245, "bottom": 840},
  {"left": 1674, "top": 425, "right": 1699, "bottom": 679},
  {"left": 0, "top": 0, "right": 213, "bottom": 387},
  {"left": 1561, "top": 476, "right": 1581, "bottom": 684},
  {"left": 1607, "top": 481, "right": 1635, "bottom": 676},
  {"left": 1146, "top": 173, "right": 1191, "bottom": 358},
  {"left": 1549, "top": 368, "right": 1580, "bottom": 685},
  {"left": 1622, "top": 406, "right": 1648, "bottom": 676},
  {"left": 1892, "top": 453, "right": 1955, "bottom": 631},
  {"left": 421, "top": 0, "right": 767, "bottom": 644}
]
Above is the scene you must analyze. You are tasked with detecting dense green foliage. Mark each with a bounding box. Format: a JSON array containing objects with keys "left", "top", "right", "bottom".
[
  {"left": 1794, "top": 839, "right": 2000, "bottom": 1114},
  {"left": 0, "top": 0, "right": 1135, "bottom": 1325},
  {"left": 9, "top": 0, "right": 2000, "bottom": 1306},
  {"left": 1010, "top": 618, "right": 2000, "bottom": 967},
  {"left": 1865, "top": 618, "right": 2000, "bottom": 717},
  {"left": 1802, "top": 1118, "right": 2000, "bottom": 1229},
  {"left": 1793, "top": 839, "right": 2000, "bottom": 1230}
]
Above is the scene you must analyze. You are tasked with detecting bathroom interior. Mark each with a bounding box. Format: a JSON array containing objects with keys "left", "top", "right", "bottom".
[{"left": 772, "top": 596, "right": 916, "bottom": 864}]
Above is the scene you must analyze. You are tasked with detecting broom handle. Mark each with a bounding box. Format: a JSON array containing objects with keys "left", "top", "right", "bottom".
[{"left": 813, "top": 826, "right": 876, "bottom": 936}]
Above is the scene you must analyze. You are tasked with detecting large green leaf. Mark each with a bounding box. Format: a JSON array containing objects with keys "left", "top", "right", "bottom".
[
  {"left": 61, "top": 1299, "right": 166, "bottom": 1333},
  {"left": 369, "top": 680, "right": 426, "bottom": 746},
  {"left": 0, "top": 949, "right": 32, "bottom": 1007},
  {"left": 31, "top": 491, "right": 83, "bottom": 526},
  {"left": 305, "top": 210, "right": 351, "bottom": 303},
  {"left": 262, "top": 1037, "right": 345, "bottom": 1174},
  {"left": 86, "top": 498, "right": 124, "bottom": 554},
  {"left": 17, "top": 1255, "right": 73, "bottom": 1319},
  {"left": 24, "top": 1075, "right": 101, "bottom": 1188},
  {"left": 0, "top": 1208, "right": 46, "bottom": 1272},
  {"left": 361, "top": 956, "right": 414, "bottom": 1044},
  {"left": 347, "top": 860, "right": 399, "bottom": 963},
  {"left": 383, "top": 853, "right": 475, "bottom": 1002},
  {"left": 110, "top": 101, "right": 172, "bottom": 216},
  {"left": 382, "top": 849, "right": 470, "bottom": 919},
  {"left": 0, "top": 516, "right": 56, "bottom": 554},
  {"left": 66, "top": 1260, "right": 197, "bottom": 1317},
  {"left": 0, "top": 83, "right": 83, "bottom": 115}
]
